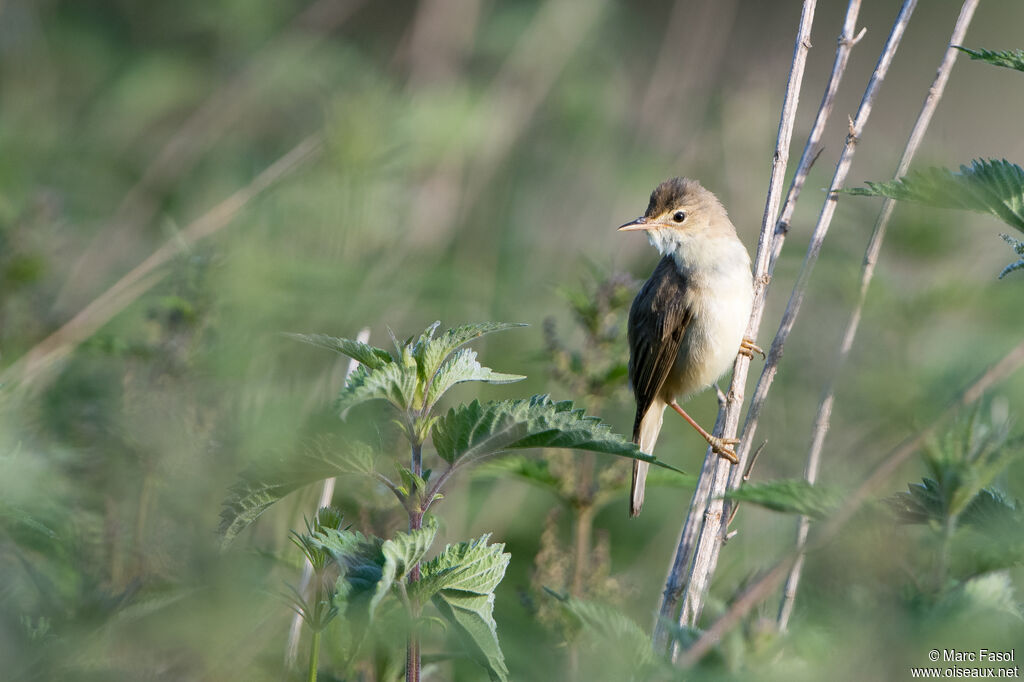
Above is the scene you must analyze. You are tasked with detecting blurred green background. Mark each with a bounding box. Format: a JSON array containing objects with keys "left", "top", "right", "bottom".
[{"left": 2, "top": 0, "right": 1024, "bottom": 680}]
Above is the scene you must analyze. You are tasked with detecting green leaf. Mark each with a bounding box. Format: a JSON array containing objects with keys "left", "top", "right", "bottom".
[
  {"left": 559, "top": 597, "right": 656, "bottom": 670},
  {"left": 336, "top": 361, "right": 418, "bottom": 414},
  {"left": 998, "top": 233, "right": 1024, "bottom": 279},
  {"left": 312, "top": 527, "right": 386, "bottom": 614},
  {"left": 723, "top": 479, "right": 842, "bottom": 520},
  {"left": 846, "top": 159, "right": 1024, "bottom": 232},
  {"left": 286, "top": 333, "right": 394, "bottom": 369},
  {"left": 938, "top": 572, "right": 1024, "bottom": 621},
  {"left": 888, "top": 478, "right": 944, "bottom": 525},
  {"left": 431, "top": 395, "right": 680, "bottom": 474},
  {"left": 424, "top": 348, "right": 525, "bottom": 408},
  {"left": 413, "top": 322, "right": 526, "bottom": 384},
  {"left": 373, "top": 516, "right": 439, "bottom": 616},
  {"left": 418, "top": 535, "right": 511, "bottom": 682},
  {"left": 219, "top": 436, "right": 375, "bottom": 546},
  {"left": 955, "top": 46, "right": 1024, "bottom": 73}
]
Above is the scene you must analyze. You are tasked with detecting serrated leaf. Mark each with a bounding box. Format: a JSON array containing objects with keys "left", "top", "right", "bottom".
[
  {"left": 286, "top": 333, "right": 394, "bottom": 369},
  {"left": 413, "top": 322, "right": 526, "bottom": 387},
  {"left": 336, "top": 361, "right": 419, "bottom": 414},
  {"left": 955, "top": 46, "right": 1024, "bottom": 73},
  {"left": 846, "top": 159, "right": 1024, "bottom": 231},
  {"left": 424, "top": 348, "right": 525, "bottom": 408},
  {"left": 373, "top": 516, "right": 439, "bottom": 616},
  {"left": 723, "top": 479, "right": 842, "bottom": 520},
  {"left": 312, "top": 527, "right": 386, "bottom": 614},
  {"left": 219, "top": 436, "right": 375, "bottom": 546},
  {"left": 559, "top": 597, "right": 656, "bottom": 670},
  {"left": 431, "top": 395, "right": 681, "bottom": 475},
  {"left": 888, "top": 478, "right": 944, "bottom": 524},
  {"left": 998, "top": 233, "right": 1024, "bottom": 278},
  {"left": 418, "top": 535, "right": 511, "bottom": 682}
]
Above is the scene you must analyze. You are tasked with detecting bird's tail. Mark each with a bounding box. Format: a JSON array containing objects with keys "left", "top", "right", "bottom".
[{"left": 630, "top": 403, "right": 664, "bottom": 517}]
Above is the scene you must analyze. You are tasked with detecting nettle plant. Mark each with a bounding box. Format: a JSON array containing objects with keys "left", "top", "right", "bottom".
[{"left": 219, "top": 322, "right": 680, "bottom": 682}]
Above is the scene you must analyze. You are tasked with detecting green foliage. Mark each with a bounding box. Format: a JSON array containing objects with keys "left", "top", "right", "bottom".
[
  {"left": 847, "top": 159, "right": 1024, "bottom": 231},
  {"left": 431, "top": 395, "right": 669, "bottom": 469},
  {"left": 723, "top": 479, "right": 842, "bottom": 520},
  {"left": 955, "top": 46, "right": 1024, "bottom": 73},
  {"left": 998, "top": 233, "right": 1024, "bottom": 278},
  {"left": 417, "top": 535, "right": 512, "bottom": 681},
  {"left": 219, "top": 436, "right": 375, "bottom": 545},
  {"left": 287, "top": 333, "right": 394, "bottom": 369}
]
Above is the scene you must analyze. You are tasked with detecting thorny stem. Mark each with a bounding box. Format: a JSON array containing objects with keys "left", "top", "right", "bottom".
[
  {"left": 677, "top": 336, "right": 1024, "bottom": 667},
  {"left": 654, "top": 0, "right": 818, "bottom": 656},
  {"left": 777, "top": 0, "right": 979, "bottom": 632}
]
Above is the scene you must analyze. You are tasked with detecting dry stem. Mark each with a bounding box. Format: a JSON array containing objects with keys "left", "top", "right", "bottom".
[
  {"left": 3, "top": 134, "right": 323, "bottom": 391},
  {"left": 678, "top": 335, "right": 1024, "bottom": 666},
  {"left": 653, "top": 0, "right": 818, "bottom": 655},
  {"left": 777, "top": 0, "right": 980, "bottom": 632}
]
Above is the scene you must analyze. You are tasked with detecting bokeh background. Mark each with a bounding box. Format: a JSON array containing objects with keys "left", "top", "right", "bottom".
[{"left": 2, "top": 0, "right": 1024, "bottom": 680}]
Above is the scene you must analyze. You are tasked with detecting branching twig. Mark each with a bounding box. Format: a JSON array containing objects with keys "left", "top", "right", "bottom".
[
  {"left": 652, "top": 0, "right": 819, "bottom": 655},
  {"left": 2, "top": 134, "right": 324, "bottom": 391},
  {"left": 777, "top": 0, "right": 980, "bottom": 632},
  {"left": 677, "top": 335, "right": 1024, "bottom": 666},
  {"left": 285, "top": 328, "right": 371, "bottom": 669}
]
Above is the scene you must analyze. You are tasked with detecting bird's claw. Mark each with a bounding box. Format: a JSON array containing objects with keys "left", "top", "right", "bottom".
[
  {"left": 708, "top": 436, "right": 739, "bottom": 463},
  {"left": 739, "top": 337, "right": 765, "bottom": 359}
]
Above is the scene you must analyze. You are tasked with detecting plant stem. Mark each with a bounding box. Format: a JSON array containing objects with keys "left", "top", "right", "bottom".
[
  {"left": 777, "top": 0, "right": 979, "bottom": 632},
  {"left": 677, "top": 336, "right": 1024, "bottom": 667},
  {"left": 654, "top": 0, "right": 818, "bottom": 655},
  {"left": 671, "top": 0, "right": 918, "bottom": 653},
  {"left": 286, "top": 329, "right": 371, "bottom": 669},
  {"left": 307, "top": 630, "right": 321, "bottom": 682},
  {"left": 407, "top": 439, "right": 424, "bottom": 682}
]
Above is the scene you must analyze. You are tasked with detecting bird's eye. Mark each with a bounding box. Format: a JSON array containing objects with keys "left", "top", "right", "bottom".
[{"left": 672, "top": 210, "right": 686, "bottom": 223}]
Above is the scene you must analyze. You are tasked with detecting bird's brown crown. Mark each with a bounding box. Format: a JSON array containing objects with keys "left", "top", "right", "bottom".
[{"left": 644, "top": 177, "right": 721, "bottom": 219}]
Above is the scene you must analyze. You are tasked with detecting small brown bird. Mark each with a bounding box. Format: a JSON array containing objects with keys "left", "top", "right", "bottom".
[{"left": 620, "top": 178, "right": 760, "bottom": 517}]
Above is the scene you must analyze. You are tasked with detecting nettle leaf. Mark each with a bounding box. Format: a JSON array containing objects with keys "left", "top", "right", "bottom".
[
  {"left": 955, "top": 46, "right": 1024, "bottom": 73},
  {"left": 312, "top": 527, "right": 386, "bottom": 616},
  {"left": 723, "top": 479, "right": 842, "bottom": 520},
  {"left": 219, "top": 436, "right": 375, "bottom": 546},
  {"left": 373, "top": 516, "right": 439, "bottom": 616},
  {"left": 424, "top": 348, "right": 525, "bottom": 408},
  {"left": 960, "top": 488, "right": 1021, "bottom": 531},
  {"left": 431, "top": 396, "right": 680, "bottom": 474},
  {"left": 415, "top": 535, "right": 511, "bottom": 682},
  {"left": 336, "top": 361, "right": 418, "bottom": 414},
  {"left": 888, "top": 478, "right": 944, "bottom": 524},
  {"left": 998, "top": 234, "right": 1024, "bottom": 279},
  {"left": 559, "top": 597, "right": 656, "bottom": 671},
  {"left": 413, "top": 322, "right": 527, "bottom": 386},
  {"left": 286, "top": 333, "right": 394, "bottom": 369},
  {"left": 846, "top": 159, "right": 1024, "bottom": 231}
]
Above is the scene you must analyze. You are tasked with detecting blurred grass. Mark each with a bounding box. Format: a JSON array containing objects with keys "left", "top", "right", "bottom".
[{"left": 2, "top": 0, "right": 1024, "bottom": 679}]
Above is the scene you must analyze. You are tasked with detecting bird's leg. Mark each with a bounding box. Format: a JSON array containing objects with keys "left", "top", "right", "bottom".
[
  {"left": 669, "top": 401, "right": 739, "bottom": 463},
  {"left": 739, "top": 337, "right": 765, "bottom": 359}
]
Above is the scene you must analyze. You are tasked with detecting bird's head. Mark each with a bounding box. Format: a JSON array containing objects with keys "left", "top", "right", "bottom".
[{"left": 618, "top": 178, "right": 733, "bottom": 254}]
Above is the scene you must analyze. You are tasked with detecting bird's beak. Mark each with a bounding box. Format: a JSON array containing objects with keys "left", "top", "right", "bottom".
[{"left": 617, "top": 216, "right": 652, "bottom": 231}]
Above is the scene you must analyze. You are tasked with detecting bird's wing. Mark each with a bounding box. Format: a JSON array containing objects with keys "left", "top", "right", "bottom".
[{"left": 627, "top": 255, "right": 692, "bottom": 439}]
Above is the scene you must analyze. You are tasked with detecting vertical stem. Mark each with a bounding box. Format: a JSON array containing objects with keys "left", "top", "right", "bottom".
[
  {"left": 407, "top": 440, "right": 424, "bottom": 682},
  {"left": 654, "top": 0, "right": 818, "bottom": 655},
  {"left": 776, "top": 0, "right": 979, "bottom": 632},
  {"left": 307, "top": 630, "right": 321, "bottom": 682}
]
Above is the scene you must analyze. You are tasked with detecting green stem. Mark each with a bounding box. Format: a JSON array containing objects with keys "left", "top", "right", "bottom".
[
  {"left": 307, "top": 630, "right": 321, "bottom": 682},
  {"left": 935, "top": 514, "right": 957, "bottom": 594},
  {"left": 408, "top": 439, "right": 423, "bottom": 682}
]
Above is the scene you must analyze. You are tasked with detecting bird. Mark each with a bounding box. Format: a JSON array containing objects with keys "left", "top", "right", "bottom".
[{"left": 619, "top": 177, "right": 760, "bottom": 517}]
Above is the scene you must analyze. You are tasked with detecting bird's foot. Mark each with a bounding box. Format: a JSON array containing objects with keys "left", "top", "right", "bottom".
[
  {"left": 739, "top": 337, "right": 765, "bottom": 359},
  {"left": 707, "top": 436, "right": 739, "bottom": 463}
]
